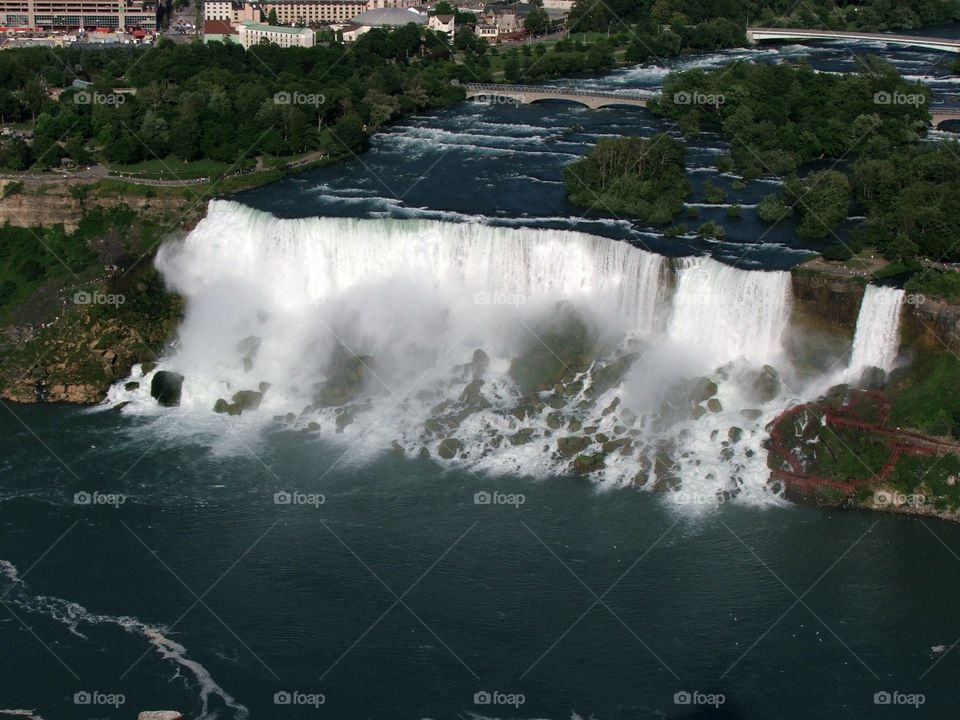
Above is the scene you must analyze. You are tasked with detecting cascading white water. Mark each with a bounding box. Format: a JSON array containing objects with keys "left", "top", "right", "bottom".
[
  {"left": 847, "top": 285, "right": 905, "bottom": 377},
  {"left": 668, "top": 256, "right": 792, "bottom": 365},
  {"left": 159, "top": 200, "right": 668, "bottom": 325},
  {"left": 107, "top": 200, "right": 859, "bottom": 509}
]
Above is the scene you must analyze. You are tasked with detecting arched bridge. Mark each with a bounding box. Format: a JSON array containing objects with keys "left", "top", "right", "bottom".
[
  {"left": 746, "top": 27, "right": 960, "bottom": 53},
  {"left": 463, "top": 83, "right": 652, "bottom": 110},
  {"left": 932, "top": 109, "right": 960, "bottom": 127},
  {"left": 463, "top": 83, "right": 960, "bottom": 132}
]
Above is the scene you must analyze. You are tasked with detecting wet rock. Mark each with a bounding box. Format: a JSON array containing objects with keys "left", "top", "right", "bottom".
[
  {"left": 318, "top": 352, "right": 372, "bottom": 407},
  {"left": 707, "top": 398, "right": 723, "bottom": 413},
  {"left": 307, "top": 421, "right": 320, "bottom": 431},
  {"left": 546, "top": 394, "right": 566, "bottom": 409},
  {"left": 546, "top": 412, "right": 564, "bottom": 429},
  {"left": 602, "top": 438, "right": 632, "bottom": 455},
  {"left": 859, "top": 366, "right": 886, "bottom": 389},
  {"left": 112, "top": 401, "right": 130, "bottom": 412},
  {"left": 595, "top": 432, "right": 609, "bottom": 444},
  {"left": 510, "top": 428, "right": 536, "bottom": 446},
  {"left": 689, "top": 377, "right": 718, "bottom": 403},
  {"left": 591, "top": 354, "right": 638, "bottom": 395},
  {"left": 568, "top": 418, "right": 582, "bottom": 432},
  {"left": 124, "top": 381, "right": 140, "bottom": 391},
  {"left": 232, "top": 390, "right": 263, "bottom": 412},
  {"left": 557, "top": 435, "right": 589, "bottom": 457},
  {"left": 509, "top": 306, "right": 594, "bottom": 395},
  {"left": 749, "top": 365, "right": 780, "bottom": 402},
  {"left": 237, "top": 336, "right": 260, "bottom": 373},
  {"left": 419, "top": 447, "right": 430, "bottom": 459},
  {"left": 692, "top": 405, "right": 707, "bottom": 420},
  {"left": 438, "top": 437, "right": 462, "bottom": 459},
  {"left": 460, "top": 379, "right": 487, "bottom": 406},
  {"left": 335, "top": 408, "right": 354, "bottom": 433},
  {"left": 822, "top": 384, "right": 851, "bottom": 407},
  {"left": 573, "top": 452, "right": 605, "bottom": 474},
  {"left": 471, "top": 349, "right": 489, "bottom": 380},
  {"left": 728, "top": 426, "right": 743, "bottom": 443},
  {"left": 601, "top": 397, "right": 620, "bottom": 416},
  {"left": 632, "top": 456, "right": 653, "bottom": 486},
  {"left": 150, "top": 370, "right": 183, "bottom": 407}
]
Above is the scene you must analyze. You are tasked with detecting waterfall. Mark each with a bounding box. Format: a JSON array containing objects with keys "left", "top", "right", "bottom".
[
  {"left": 108, "top": 200, "right": 808, "bottom": 507},
  {"left": 157, "top": 200, "right": 668, "bottom": 336},
  {"left": 847, "top": 285, "right": 905, "bottom": 377},
  {"left": 667, "top": 256, "right": 792, "bottom": 365}
]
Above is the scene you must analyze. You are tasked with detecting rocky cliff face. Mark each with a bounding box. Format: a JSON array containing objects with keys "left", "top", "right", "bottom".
[
  {"left": 790, "top": 270, "right": 960, "bottom": 356},
  {"left": 902, "top": 298, "right": 960, "bottom": 355},
  {"left": 0, "top": 188, "right": 83, "bottom": 230},
  {"left": 789, "top": 272, "right": 865, "bottom": 333},
  {"left": 0, "top": 182, "right": 187, "bottom": 230}
]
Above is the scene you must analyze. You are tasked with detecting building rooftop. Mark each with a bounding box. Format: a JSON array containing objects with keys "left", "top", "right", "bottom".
[
  {"left": 204, "top": 19, "right": 236, "bottom": 35},
  {"left": 241, "top": 21, "right": 314, "bottom": 33},
  {"left": 353, "top": 7, "right": 426, "bottom": 26}
]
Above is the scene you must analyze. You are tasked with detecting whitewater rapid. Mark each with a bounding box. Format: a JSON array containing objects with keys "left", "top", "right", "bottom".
[{"left": 107, "top": 201, "right": 905, "bottom": 509}]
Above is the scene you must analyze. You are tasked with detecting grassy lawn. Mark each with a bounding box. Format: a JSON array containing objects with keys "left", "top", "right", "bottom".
[
  {"left": 107, "top": 157, "right": 255, "bottom": 180},
  {"left": 890, "top": 453, "right": 960, "bottom": 506},
  {"left": 814, "top": 425, "right": 891, "bottom": 481},
  {"left": 889, "top": 352, "right": 960, "bottom": 436}
]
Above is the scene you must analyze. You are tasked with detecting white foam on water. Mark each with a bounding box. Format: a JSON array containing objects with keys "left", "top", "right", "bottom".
[{"left": 0, "top": 559, "right": 248, "bottom": 720}]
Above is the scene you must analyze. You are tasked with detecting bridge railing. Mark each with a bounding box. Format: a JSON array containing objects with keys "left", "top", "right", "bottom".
[
  {"left": 463, "top": 82, "right": 653, "bottom": 99},
  {"left": 746, "top": 27, "right": 960, "bottom": 48}
]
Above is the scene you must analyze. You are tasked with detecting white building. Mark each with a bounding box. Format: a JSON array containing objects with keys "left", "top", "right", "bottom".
[
  {"left": 366, "top": 0, "right": 421, "bottom": 7},
  {"left": 341, "top": 6, "right": 426, "bottom": 40},
  {"left": 238, "top": 20, "right": 315, "bottom": 47},
  {"left": 474, "top": 22, "right": 496, "bottom": 41},
  {"left": 204, "top": 0, "right": 233, "bottom": 20},
  {"left": 427, "top": 12, "right": 453, "bottom": 37}
]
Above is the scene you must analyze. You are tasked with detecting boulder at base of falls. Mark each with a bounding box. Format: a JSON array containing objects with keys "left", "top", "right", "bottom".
[
  {"left": 590, "top": 353, "right": 638, "bottom": 396},
  {"left": 438, "top": 438, "right": 462, "bottom": 459},
  {"left": 509, "top": 306, "right": 594, "bottom": 395},
  {"left": 233, "top": 390, "right": 263, "bottom": 412},
  {"left": 748, "top": 365, "right": 780, "bottom": 402},
  {"left": 150, "top": 371, "right": 183, "bottom": 407},
  {"left": 688, "top": 376, "right": 718, "bottom": 403},
  {"left": 859, "top": 366, "right": 886, "bottom": 389},
  {"left": 318, "top": 352, "right": 373, "bottom": 407},
  {"left": 471, "top": 348, "right": 490, "bottom": 380},
  {"left": 213, "top": 388, "right": 266, "bottom": 416},
  {"left": 573, "top": 452, "right": 605, "bottom": 474},
  {"left": 557, "top": 435, "right": 589, "bottom": 457}
]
